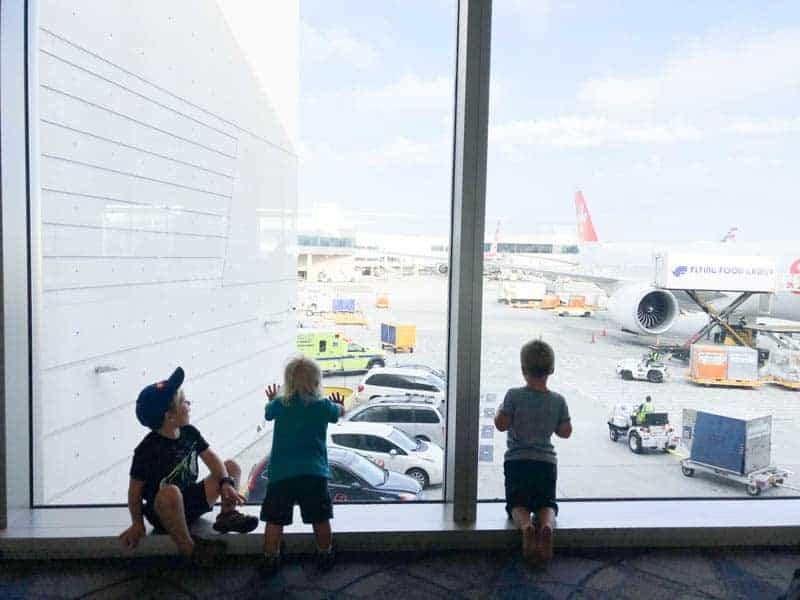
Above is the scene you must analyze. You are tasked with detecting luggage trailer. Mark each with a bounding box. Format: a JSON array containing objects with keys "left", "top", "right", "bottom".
[{"left": 680, "top": 458, "right": 790, "bottom": 497}]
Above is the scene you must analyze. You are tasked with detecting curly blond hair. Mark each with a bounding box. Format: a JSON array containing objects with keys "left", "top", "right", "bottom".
[{"left": 282, "top": 356, "right": 322, "bottom": 405}]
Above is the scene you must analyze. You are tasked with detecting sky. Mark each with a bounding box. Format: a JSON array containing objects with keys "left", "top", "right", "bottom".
[{"left": 297, "top": 1, "right": 800, "bottom": 243}]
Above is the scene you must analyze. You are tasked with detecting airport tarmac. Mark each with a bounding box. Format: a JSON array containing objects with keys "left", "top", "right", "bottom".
[{"left": 237, "top": 275, "right": 799, "bottom": 503}]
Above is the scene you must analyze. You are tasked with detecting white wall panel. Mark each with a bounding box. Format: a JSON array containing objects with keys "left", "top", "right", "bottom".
[
  {"left": 42, "top": 257, "right": 224, "bottom": 291},
  {"left": 40, "top": 334, "right": 294, "bottom": 503},
  {"left": 42, "top": 224, "right": 226, "bottom": 259},
  {"left": 34, "top": 0, "right": 298, "bottom": 504},
  {"left": 41, "top": 189, "right": 228, "bottom": 238},
  {"left": 38, "top": 50, "right": 239, "bottom": 157},
  {"left": 39, "top": 282, "right": 293, "bottom": 370},
  {"left": 39, "top": 311, "right": 294, "bottom": 437},
  {"left": 41, "top": 156, "right": 231, "bottom": 217},
  {"left": 40, "top": 121, "right": 235, "bottom": 198},
  {"left": 39, "top": 86, "right": 236, "bottom": 176}
]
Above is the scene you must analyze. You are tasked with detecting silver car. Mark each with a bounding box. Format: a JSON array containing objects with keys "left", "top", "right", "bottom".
[{"left": 344, "top": 398, "right": 446, "bottom": 448}]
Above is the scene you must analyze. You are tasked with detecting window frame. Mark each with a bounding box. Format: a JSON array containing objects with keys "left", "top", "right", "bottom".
[{"left": 2, "top": 0, "right": 799, "bottom": 550}]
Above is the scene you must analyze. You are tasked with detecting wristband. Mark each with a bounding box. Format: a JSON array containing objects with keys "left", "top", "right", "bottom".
[{"left": 219, "top": 476, "right": 236, "bottom": 490}]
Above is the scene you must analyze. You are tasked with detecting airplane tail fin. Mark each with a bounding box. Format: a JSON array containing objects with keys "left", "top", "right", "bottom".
[
  {"left": 721, "top": 227, "right": 738, "bottom": 243},
  {"left": 575, "top": 191, "right": 599, "bottom": 243}
]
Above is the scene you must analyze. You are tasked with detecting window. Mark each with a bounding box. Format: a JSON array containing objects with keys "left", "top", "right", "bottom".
[
  {"left": 331, "top": 434, "right": 361, "bottom": 450},
  {"left": 478, "top": 1, "right": 800, "bottom": 503},
  {"left": 330, "top": 466, "right": 355, "bottom": 486},
  {"left": 346, "top": 453, "right": 386, "bottom": 487},
  {"left": 25, "top": 0, "right": 454, "bottom": 507},
  {"left": 387, "top": 429, "right": 418, "bottom": 453},
  {"left": 415, "top": 409, "right": 440, "bottom": 424},
  {"left": 387, "top": 408, "right": 414, "bottom": 423},
  {"left": 366, "top": 374, "right": 393, "bottom": 387},
  {"left": 409, "top": 377, "right": 440, "bottom": 393},
  {"left": 362, "top": 435, "right": 396, "bottom": 454},
  {"left": 352, "top": 406, "right": 390, "bottom": 423}
]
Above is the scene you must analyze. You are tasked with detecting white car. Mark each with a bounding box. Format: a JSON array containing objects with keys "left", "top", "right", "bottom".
[
  {"left": 327, "top": 422, "right": 443, "bottom": 488},
  {"left": 355, "top": 367, "right": 446, "bottom": 405},
  {"left": 344, "top": 398, "right": 446, "bottom": 448}
]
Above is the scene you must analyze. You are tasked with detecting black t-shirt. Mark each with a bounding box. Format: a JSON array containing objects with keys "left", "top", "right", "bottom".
[{"left": 130, "top": 425, "right": 209, "bottom": 505}]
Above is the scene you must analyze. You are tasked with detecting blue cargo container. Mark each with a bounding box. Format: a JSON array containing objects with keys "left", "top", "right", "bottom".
[
  {"left": 381, "top": 323, "right": 395, "bottom": 346},
  {"left": 690, "top": 412, "right": 746, "bottom": 473},
  {"left": 332, "top": 298, "right": 356, "bottom": 313}
]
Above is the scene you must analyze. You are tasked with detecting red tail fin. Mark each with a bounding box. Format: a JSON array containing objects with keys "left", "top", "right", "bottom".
[
  {"left": 575, "top": 191, "right": 598, "bottom": 243},
  {"left": 721, "top": 227, "right": 738, "bottom": 243}
]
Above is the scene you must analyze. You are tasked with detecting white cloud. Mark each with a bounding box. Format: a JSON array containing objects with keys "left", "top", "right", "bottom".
[
  {"left": 489, "top": 116, "right": 703, "bottom": 151},
  {"left": 354, "top": 74, "right": 453, "bottom": 111},
  {"left": 578, "top": 31, "right": 800, "bottom": 116},
  {"left": 304, "top": 74, "right": 505, "bottom": 116},
  {"left": 301, "top": 21, "right": 380, "bottom": 69},
  {"left": 726, "top": 117, "right": 800, "bottom": 136}
]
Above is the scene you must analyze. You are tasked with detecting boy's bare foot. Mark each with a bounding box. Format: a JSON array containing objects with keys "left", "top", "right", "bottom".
[
  {"left": 522, "top": 524, "right": 537, "bottom": 562},
  {"left": 537, "top": 523, "right": 554, "bottom": 561}
]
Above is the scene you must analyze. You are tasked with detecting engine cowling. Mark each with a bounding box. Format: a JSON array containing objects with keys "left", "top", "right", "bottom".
[{"left": 607, "top": 283, "right": 679, "bottom": 335}]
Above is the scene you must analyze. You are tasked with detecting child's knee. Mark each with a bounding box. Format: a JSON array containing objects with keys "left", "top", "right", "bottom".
[
  {"left": 224, "top": 459, "right": 241, "bottom": 476},
  {"left": 154, "top": 485, "right": 182, "bottom": 513}
]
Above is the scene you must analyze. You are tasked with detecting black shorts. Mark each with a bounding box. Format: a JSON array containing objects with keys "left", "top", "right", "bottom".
[
  {"left": 143, "top": 482, "right": 212, "bottom": 534},
  {"left": 260, "top": 475, "right": 333, "bottom": 526},
  {"left": 504, "top": 460, "right": 558, "bottom": 519}
]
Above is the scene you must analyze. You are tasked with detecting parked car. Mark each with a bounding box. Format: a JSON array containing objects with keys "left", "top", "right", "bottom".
[
  {"left": 244, "top": 446, "right": 423, "bottom": 504},
  {"left": 355, "top": 367, "right": 446, "bottom": 405},
  {"left": 328, "top": 422, "right": 443, "bottom": 489},
  {"left": 393, "top": 363, "right": 446, "bottom": 381},
  {"left": 344, "top": 397, "right": 446, "bottom": 447}
]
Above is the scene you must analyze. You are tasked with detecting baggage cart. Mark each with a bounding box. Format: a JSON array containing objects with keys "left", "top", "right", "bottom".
[{"left": 680, "top": 458, "right": 789, "bottom": 496}]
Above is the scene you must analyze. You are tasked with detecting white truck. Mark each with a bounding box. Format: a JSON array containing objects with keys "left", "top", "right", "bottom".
[
  {"left": 497, "top": 280, "right": 548, "bottom": 305},
  {"left": 607, "top": 403, "right": 679, "bottom": 454},
  {"left": 616, "top": 355, "right": 668, "bottom": 383}
]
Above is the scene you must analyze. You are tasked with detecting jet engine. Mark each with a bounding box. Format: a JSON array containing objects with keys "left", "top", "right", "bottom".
[{"left": 607, "top": 283, "right": 679, "bottom": 335}]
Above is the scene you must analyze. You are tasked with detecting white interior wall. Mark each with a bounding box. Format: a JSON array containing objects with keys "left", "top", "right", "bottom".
[{"left": 36, "top": 0, "right": 298, "bottom": 504}]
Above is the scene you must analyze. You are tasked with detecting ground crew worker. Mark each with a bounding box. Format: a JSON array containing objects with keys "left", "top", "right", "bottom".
[
  {"left": 635, "top": 395, "right": 655, "bottom": 425},
  {"left": 646, "top": 350, "right": 661, "bottom": 365}
]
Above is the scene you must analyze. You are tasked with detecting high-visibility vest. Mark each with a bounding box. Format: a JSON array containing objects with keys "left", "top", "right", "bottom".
[{"left": 636, "top": 402, "right": 654, "bottom": 425}]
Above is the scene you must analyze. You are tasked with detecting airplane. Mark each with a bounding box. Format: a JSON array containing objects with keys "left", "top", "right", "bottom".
[{"left": 524, "top": 191, "right": 800, "bottom": 337}]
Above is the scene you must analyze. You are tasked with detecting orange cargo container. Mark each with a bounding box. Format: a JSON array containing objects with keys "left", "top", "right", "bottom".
[
  {"left": 690, "top": 344, "right": 728, "bottom": 380},
  {"left": 541, "top": 295, "right": 560, "bottom": 309},
  {"left": 376, "top": 294, "right": 389, "bottom": 309},
  {"left": 568, "top": 295, "right": 586, "bottom": 307}
]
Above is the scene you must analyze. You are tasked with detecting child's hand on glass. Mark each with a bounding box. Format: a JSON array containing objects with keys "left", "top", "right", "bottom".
[
  {"left": 329, "top": 392, "right": 345, "bottom": 406},
  {"left": 265, "top": 384, "right": 280, "bottom": 401}
]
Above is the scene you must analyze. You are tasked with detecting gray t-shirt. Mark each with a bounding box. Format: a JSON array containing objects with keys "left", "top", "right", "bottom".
[{"left": 499, "top": 387, "right": 570, "bottom": 464}]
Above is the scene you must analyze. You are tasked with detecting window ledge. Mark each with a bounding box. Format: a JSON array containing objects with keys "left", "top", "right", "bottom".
[{"left": 2, "top": 500, "right": 799, "bottom": 559}]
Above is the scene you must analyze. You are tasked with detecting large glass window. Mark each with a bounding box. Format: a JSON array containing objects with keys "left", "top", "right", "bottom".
[
  {"left": 33, "top": 0, "right": 455, "bottom": 505},
  {"left": 479, "top": 2, "right": 800, "bottom": 501}
]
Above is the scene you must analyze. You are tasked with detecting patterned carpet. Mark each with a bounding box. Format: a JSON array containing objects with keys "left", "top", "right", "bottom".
[{"left": 1, "top": 546, "right": 798, "bottom": 599}]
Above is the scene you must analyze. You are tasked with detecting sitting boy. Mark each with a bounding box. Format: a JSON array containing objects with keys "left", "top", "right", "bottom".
[{"left": 119, "top": 367, "right": 259, "bottom": 563}]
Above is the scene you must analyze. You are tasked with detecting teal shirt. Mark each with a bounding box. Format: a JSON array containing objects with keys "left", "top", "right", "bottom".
[{"left": 265, "top": 394, "right": 341, "bottom": 483}]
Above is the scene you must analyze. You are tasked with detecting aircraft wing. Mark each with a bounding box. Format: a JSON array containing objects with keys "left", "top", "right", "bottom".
[{"left": 493, "top": 260, "right": 632, "bottom": 295}]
